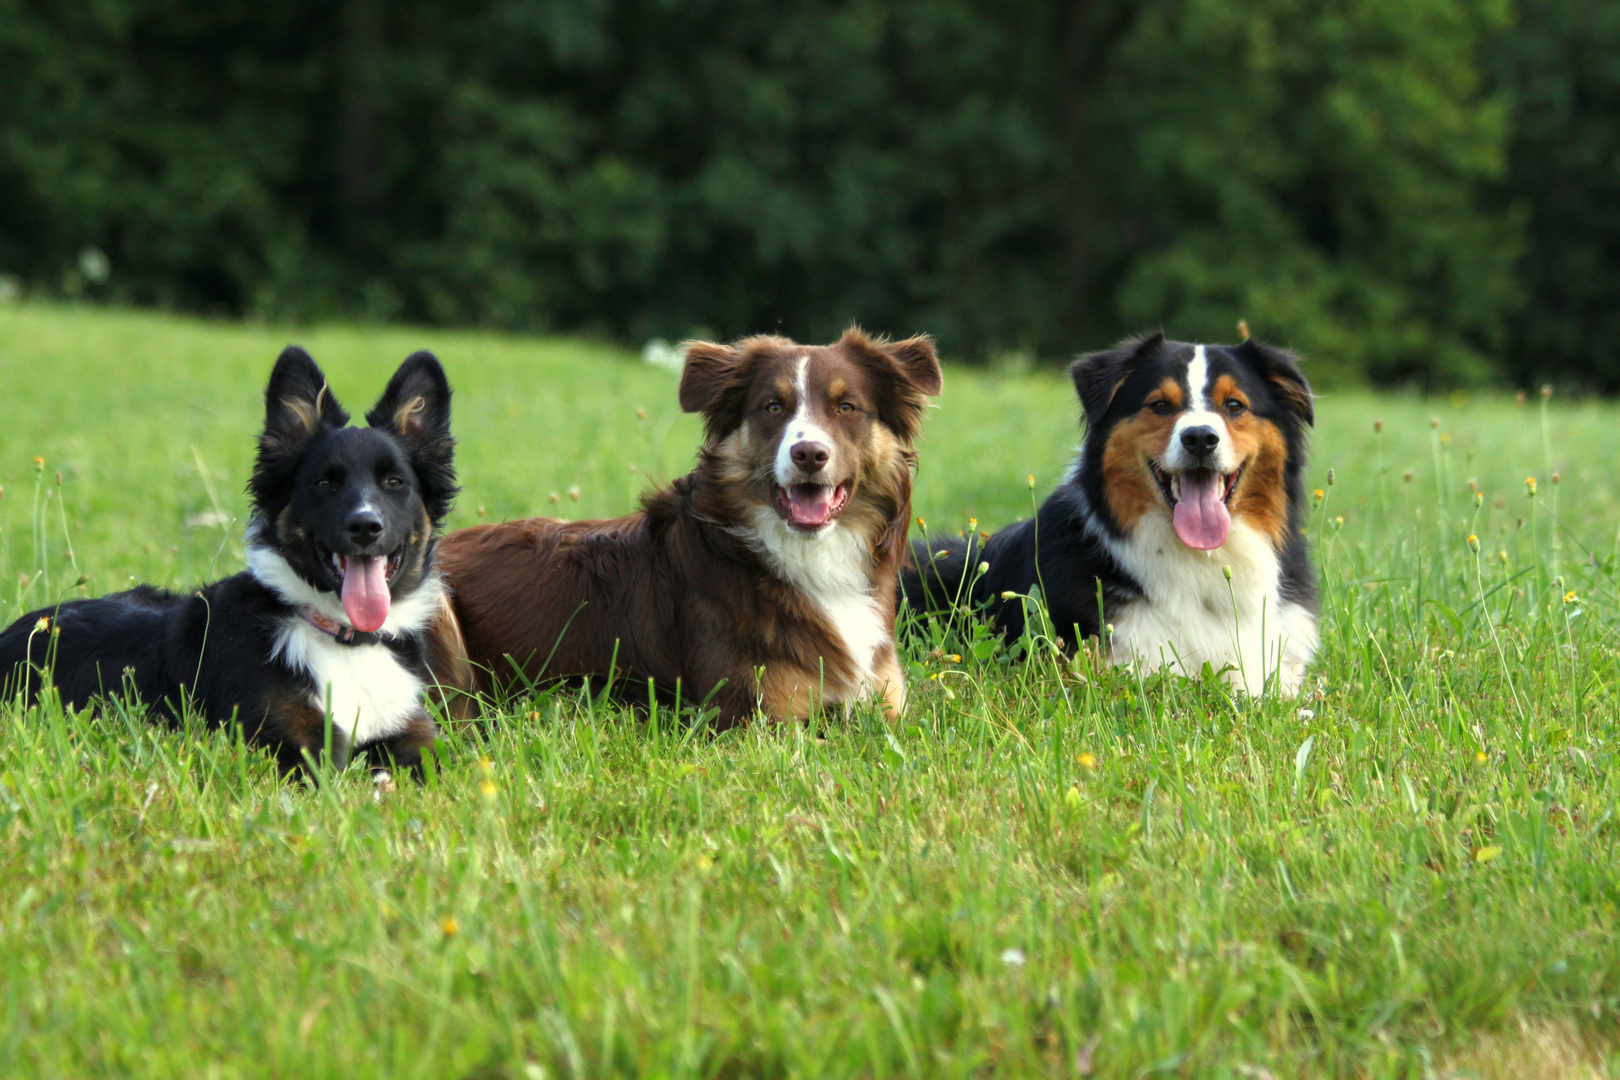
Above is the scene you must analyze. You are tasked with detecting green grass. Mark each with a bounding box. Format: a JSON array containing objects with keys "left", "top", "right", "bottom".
[{"left": 2, "top": 301, "right": 1619, "bottom": 1078}]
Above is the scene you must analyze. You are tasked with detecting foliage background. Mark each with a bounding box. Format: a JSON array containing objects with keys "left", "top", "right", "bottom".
[{"left": 0, "top": 0, "right": 1614, "bottom": 387}]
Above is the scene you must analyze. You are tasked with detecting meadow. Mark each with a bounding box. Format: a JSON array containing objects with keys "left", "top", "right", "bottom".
[{"left": 1, "top": 302, "right": 1617, "bottom": 1078}]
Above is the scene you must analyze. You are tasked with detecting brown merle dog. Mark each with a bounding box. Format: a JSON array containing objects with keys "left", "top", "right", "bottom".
[{"left": 433, "top": 329, "right": 942, "bottom": 725}]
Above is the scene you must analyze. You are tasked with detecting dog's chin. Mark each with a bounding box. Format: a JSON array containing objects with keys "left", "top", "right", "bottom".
[{"left": 771, "top": 479, "right": 853, "bottom": 534}]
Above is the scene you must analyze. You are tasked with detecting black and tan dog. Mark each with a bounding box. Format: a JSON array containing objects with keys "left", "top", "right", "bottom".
[
  {"left": 0, "top": 347, "right": 462, "bottom": 773},
  {"left": 905, "top": 333, "right": 1317, "bottom": 696}
]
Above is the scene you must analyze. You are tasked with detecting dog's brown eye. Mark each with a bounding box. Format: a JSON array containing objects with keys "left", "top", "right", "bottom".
[
  {"left": 766, "top": 401, "right": 783, "bottom": 414},
  {"left": 383, "top": 476, "right": 405, "bottom": 489},
  {"left": 838, "top": 402, "right": 856, "bottom": 415},
  {"left": 1224, "top": 398, "right": 1246, "bottom": 416},
  {"left": 315, "top": 477, "right": 335, "bottom": 491},
  {"left": 1149, "top": 400, "right": 1173, "bottom": 416}
]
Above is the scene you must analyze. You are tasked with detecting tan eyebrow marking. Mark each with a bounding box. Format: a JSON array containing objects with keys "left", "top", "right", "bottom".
[
  {"left": 1146, "top": 378, "right": 1184, "bottom": 409},
  {"left": 1212, "top": 374, "right": 1249, "bottom": 406}
]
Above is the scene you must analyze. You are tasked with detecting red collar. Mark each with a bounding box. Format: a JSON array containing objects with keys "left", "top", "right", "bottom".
[{"left": 300, "top": 606, "right": 387, "bottom": 646}]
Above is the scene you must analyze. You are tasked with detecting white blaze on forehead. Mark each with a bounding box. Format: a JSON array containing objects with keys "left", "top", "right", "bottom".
[
  {"left": 1187, "top": 344, "right": 1211, "bottom": 410},
  {"left": 1165, "top": 343, "right": 1237, "bottom": 473},
  {"left": 775, "top": 353, "right": 837, "bottom": 485}
]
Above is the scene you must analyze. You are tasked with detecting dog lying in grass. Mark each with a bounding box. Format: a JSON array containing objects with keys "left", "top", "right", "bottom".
[
  {"left": 0, "top": 347, "right": 464, "bottom": 774},
  {"left": 433, "top": 329, "right": 942, "bottom": 724},
  {"left": 905, "top": 333, "right": 1317, "bottom": 695}
]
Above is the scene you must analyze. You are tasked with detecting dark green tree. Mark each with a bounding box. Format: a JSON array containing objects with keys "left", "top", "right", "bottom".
[
  {"left": 0, "top": 0, "right": 326, "bottom": 312},
  {"left": 1500, "top": 0, "right": 1620, "bottom": 390},
  {"left": 1065, "top": 0, "right": 1520, "bottom": 385},
  {"left": 0, "top": 0, "right": 1569, "bottom": 388}
]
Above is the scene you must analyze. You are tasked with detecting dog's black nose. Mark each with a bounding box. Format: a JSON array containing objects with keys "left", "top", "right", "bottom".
[
  {"left": 346, "top": 510, "right": 383, "bottom": 546},
  {"left": 1180, "top": 426, "right": 1220, "bottom": 456},
  {"left": 790, "top": 441, "right": 831, "bottom": 471}
]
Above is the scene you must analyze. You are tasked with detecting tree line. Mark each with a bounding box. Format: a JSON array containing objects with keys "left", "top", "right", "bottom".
[{"left": 0, "top": 0, "right": 1614, "bottom": 387}]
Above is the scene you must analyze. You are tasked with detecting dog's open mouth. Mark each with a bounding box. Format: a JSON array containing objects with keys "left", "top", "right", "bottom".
[
  {"left": 317, "top": 546, "right": 403, "bottom": 632},
  {"left": 772, "top": 480, "right": 853, "bottom": 531},
  {"left": 1149, "top": 463, "right": 1241, "bottom": 551}
]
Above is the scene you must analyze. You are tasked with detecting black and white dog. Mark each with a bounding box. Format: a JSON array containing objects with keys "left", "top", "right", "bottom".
[
  {"left": 904, "top": 333, "right": 1317, "bottom": 696},
  {"left": 0, "top": 346, "right": 463, "bottom": 773}
]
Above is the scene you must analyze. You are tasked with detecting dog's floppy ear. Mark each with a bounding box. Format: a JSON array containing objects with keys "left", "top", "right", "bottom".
[
  {"left": 1234, "top": 339, "right": 1314, "bottom": 426},
  {"left": 367, "top": 351, "right": 458, "bottom": 522},
  {"left": 680, "top": 341, "right": 756, "bottom": 440},
  {"left": 839, "top": 328, "right": 943, "bottom": 443},
  {"left": 678, "top": 341, "right": 741, "bottom": 414},
  {"left": 879, "top": 335, "right": 943, "bottom": 397},
  {"left": 261, "top": 346, "right": 348, "bottom": 452},
  {"left": 1070, "top": 332, "right": 1162, "bottom": 427}
]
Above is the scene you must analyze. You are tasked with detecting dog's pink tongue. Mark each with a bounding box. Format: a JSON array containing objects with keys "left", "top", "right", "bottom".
[
  {"left": 340, "top": 556, "right": 391, "bottom": 632},
  {"left": 788, "top": 484, "right": 836, "bottom": 527},
  {"left": 1173, "top": 472, "right": 1231, "bottom": 550}
]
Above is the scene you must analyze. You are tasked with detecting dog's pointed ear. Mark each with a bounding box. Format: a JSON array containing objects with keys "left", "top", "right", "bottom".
[
  {"left": 367, "top": 351, "right": 458, "bottom": 522},
  {"left": 1070, "top": 332, "right": 1162, "bottom": 427},
  {"left": 839, "top": 328, "right": 943, "bottom": 443},
  {"left": 368, "top": 351, "right": 453, "bottom": 454},
  {"left": 262, "top": 346, "right": 348, "bottom": 452},
  {"left": 1234, "top": 339, "right": 1314, "bottom": 426},
  {"left": 251, "top": 346, "right": 350, "bottom": 515}
]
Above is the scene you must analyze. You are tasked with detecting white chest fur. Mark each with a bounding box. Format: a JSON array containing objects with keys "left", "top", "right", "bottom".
[
  {"left": 247, "top": 543, "right": 442, "bottom": 743},
  {"left": 744, "top": 509, "right": 888, "bottom": 697},
  {"left": 271, "top": 621, "right": 425, "bottom": 744},
  {"left": 1101, "top": 516, "right": 1317, "bottom": 696}
]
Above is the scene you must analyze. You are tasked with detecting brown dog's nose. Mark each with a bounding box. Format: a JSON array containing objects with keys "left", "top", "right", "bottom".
[{"left": 790, "top": 441, "right": 830, "bottom": 471}]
